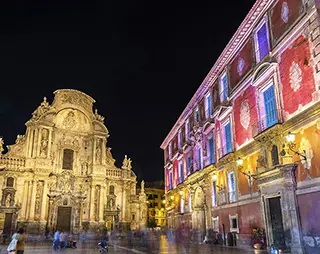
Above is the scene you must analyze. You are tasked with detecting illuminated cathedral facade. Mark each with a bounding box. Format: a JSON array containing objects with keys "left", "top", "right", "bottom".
[
  {"left": 162, "top": 0, "right": 320, "bottom": 253},
  {"left": 0, "top": 89, "right": 147, "bottom": 237}
]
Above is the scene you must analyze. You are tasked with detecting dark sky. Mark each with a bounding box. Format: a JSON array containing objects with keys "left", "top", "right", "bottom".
[{"left": 0, "top": 0, "right": 255, "bottom": 181}]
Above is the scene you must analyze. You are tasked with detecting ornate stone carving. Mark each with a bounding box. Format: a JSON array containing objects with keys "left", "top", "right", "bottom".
[
  {"left": 34, "top": 181, "right": 44, "bottom": 220},
  {"left": 240, "top": 101, "right": 250, "bottom": 130},
  {"left": 94, "top": 185, "right": 100, "bottom": 221},
  {"left": 32, "top": 97, "right": 50, "bottom": 120},
  {"left": 5, "top": 193, "right": 11, "bottom": 208},
  {"left": 59, "top": 90, "right": 92, "bottom": 113},
  {"left": 56, "top": 171, "right": 75, "bottom": 193},
  {"left": 95, "top": 139, "right": 102, "bottom": 164},
  {"left": 237, "top": 57, "right": 245, "bottom": 76},
  {"left": 62, "top": 111, "right": 76, "bottom": 129},
  {"left": 290, "top": 62, "right": 302, "bottom": 92}
]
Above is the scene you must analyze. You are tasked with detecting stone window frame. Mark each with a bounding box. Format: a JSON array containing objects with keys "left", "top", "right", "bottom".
[
  {"left": 212, "top": 216, "right": 219, "bottom": 232},
  {"left": 229, "top": 214, "right": 239, "bottom": 233}
]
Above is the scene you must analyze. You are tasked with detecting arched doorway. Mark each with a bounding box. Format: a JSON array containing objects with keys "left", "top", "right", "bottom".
[{"left": 192, "top": 187, "right": 206, "bottom": 242}]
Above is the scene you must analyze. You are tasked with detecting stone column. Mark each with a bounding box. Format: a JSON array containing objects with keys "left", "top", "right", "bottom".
[
  {"left": 28, "top": 180, "right": 37, "bottom": 220},
  {"left": 99, "top": 185, "right": 105, "bottom": 222},
  {"left": 36, "top": 128, "right": 42, "bottom": 157},
  {"left": 20, "top": 181, "right": 29, "bottom": 220},
  {"left": 93, "top": 138, "right": 97, "bottom": 164},
  {"left": 122, "top": 185, "right": 127, "bottom": 221},
  {"left": 40, "top": 182, "right": 48, "bottom": 221},
  {"left": 47, "top": 129, "right": 52, "bottom": 159},
  {"left": 89, "top": 185, "right": 95, "bottom": 221},
  {"left": 32, "top": 128, "right": 38, "bottom": 158},
  {"left": 281, "top": 164, "right": 304, "bottom": 254},
  {"left": 102, "top": 139, "right": 106, "bottom": 165},
  {"left": 26, "top": 181, "right": 32, "bottom": 219}
]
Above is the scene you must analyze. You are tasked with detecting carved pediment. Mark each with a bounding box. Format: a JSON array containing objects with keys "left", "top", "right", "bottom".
[{"left": 6, "top": 135, "right": 26, "bottom": 157}]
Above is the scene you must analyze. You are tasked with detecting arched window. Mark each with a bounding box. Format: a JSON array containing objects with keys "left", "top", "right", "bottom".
[
  {"left": 271, "top": 145, "right": 279, "bottom": 166},
  {"left": 109, "top": 185, "right": 115, "bottom": 195},
  {"left": 6, "top": 177, "right": 14, "bottom": 187},
  {"left": 62, "top": 149, "right": 74, "bottom": 170}
]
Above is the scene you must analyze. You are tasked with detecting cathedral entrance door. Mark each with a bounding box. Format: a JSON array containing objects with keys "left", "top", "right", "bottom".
[{"left": 56, "top": 207, "right": 71, "bottom": 232}]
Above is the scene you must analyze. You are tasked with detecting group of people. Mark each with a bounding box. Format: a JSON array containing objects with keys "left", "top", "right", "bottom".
[{"left": 53, "top": 229, "right": 77, "bottom": 250}]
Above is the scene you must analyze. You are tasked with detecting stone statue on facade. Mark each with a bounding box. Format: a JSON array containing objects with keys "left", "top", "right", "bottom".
[
  {"left": 95, "top": 140, "right": 102, "bottom": 163},
  {"left": 0, "top": 137, "right": 4, "bottom": 155},
  {"left": 5, "top": 193, "right": 11, "bottom": 208},
  {"left": 127, "top": 158, "right": 132, "bottom": 170},
  {"left": 32, "top": 97, "right": 50, "bottom": 120},
  {"left": 106, "top": 147, "right": 115, "bottom": 165},
  {"left": 141, "top": 180, "right": 145, "bottom": 193},
  {"left": 62, "top": 111, "right": 76, "bottom": 129},
  {"left": 122, "top": 155, "right": 129, "bottom": 169},
  {"left": 40, "top": 129, "right": 49, "bottom": 157},
  {"left": 94, "top": 109, "right": 105, "bottom": 122}
]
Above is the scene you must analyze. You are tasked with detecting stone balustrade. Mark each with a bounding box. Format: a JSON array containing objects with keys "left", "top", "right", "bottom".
[
  {"left": 0, "top": 156, "right": 25, "bottom": 170},
  {"left": 106, "top": 168, "right": 123, "bottom": 178}
]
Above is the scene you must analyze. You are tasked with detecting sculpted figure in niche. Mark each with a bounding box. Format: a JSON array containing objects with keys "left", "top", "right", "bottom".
[
  {"left": 81, "top": 162, "right": 88, "bottom": 175},
  {"left": 95, "top": 139, "right": 102, "bottom": 163},
  {"left": 5, "top": 193, "right": 11, "bottom": 208},
  {"left": 40, "top": 129, "right": 49, "bottom": 157},
  {"left": 63, "top": 111, "right": 76, "bottom": 129}
]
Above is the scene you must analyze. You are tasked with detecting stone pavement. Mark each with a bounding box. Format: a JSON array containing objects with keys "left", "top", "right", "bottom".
[{"left": 0, "top": 235, "right": 271, "bottom": 253}]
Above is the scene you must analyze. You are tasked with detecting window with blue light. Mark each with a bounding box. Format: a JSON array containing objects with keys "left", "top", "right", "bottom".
[
  {"left": 228, "top": 172, "right": 236, "bottom": 203},
  {"left": 206, "top": 93, "right": 212, "bottom": 117},
  {"left": 220, "top": 73, "right": 228, "bottom": 102},
  {"left": 225, "top": 122, "right": 232, "bottom": 154},
  {"left": 198, "top": 148, "right": 202, "bottom": 170},
  {"left": 209, "top": 137, "right": 215, "bottom": 164},
  {"left": 212, "top": 181, "right": 217, "bottom": 206},
  {"left": 187, "top": 156, "right": 191, "bottom": 170},
  {"left": 263, "top": 85, "right": 278, "bottom": 128},
  {"left": 178, "top": 131, "right": 182, "bottom": 149},
  {"left": 255, "top": 20, "right": 269, "bottom": 62},
  {"left": 179, "top": 161, "right": 183, "bottom": 184},
  {"left": 195, "top": 108, "right": 199, "bottom": 123},
  {"left": 169, "top": 171, "right": 173, "bottom": 190},
  {"left": 185, "top": 120, "right": 190, "bottom": 140}
]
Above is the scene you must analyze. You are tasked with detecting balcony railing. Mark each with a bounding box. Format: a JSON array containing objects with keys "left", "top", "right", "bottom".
[
  {"left": 0, "top": 156, "right": 25, "bottom": 170},
  {"left": 252, "top": 109, "right": 279, "bottom": 136},
  {"left": 106, "top": 168, "right": 123, "bottom": 178},
  {"left": 228, "top": 191, "right": 236, "bottom": 203},
  {"left": 219, "top": 191, "right": 227, "bottom": 205}
]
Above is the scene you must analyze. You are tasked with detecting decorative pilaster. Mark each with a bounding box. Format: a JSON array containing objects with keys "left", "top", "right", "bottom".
[
  {"left": 89, "top": 185, "right": 95, "bottom": 221},
  {"left": 28, "top": 180, "right": 37, "bottom": 220},
  {"left": 99, "top": 185, "right": 105, "bottom": 222},
  {"left": 40, "top": 182, "right": 48, "bottom": 221},
  {"left": 20, "top": 181, "right": 29, "bottom": 220}
]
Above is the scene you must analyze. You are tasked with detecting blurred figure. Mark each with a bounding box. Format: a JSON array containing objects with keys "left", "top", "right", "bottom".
[
  {"left": 53, "top": 229, "right": 60, "bottom": 250},
  {"left": 127, "top": 230, "right": 133, "bottom": 248},
  {"left": 9, "top": 228, "right": 27, "bottom": 254},
  {"left": 98, "top": 235, "right": 108, "bottom": 253}
]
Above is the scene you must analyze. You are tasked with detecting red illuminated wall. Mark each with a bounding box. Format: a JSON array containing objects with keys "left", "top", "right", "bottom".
[
  {"left": 233, "top": 85, "right": 258, "bottom": 148},
  {"left": 211, "top": 201, "right": 262, "bottom": 234},
  {"left": 271, "top": 0, "right": 303, "bottom": 44},
  {"left": 297, "top": 192, "right": 320, "bottom": 235},
  {"left": 229, "top": 38, "right": 255, "bottom": 89},
  {"left": 279, "top": 35, "right": 316, "bottom": 118}
]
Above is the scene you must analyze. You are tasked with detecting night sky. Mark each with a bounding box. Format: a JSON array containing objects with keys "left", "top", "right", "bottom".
[{"left": 0, "top": 0, "right": 255, "bottom": 182}]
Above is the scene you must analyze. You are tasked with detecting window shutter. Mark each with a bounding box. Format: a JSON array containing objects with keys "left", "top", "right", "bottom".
[
  {"left": 209, "top": 137, "right": 215, "bottom": 164},
  {"left": 263, "top": 85, "right": 278, "bottom": 127},
  {"left": 257, "top": 23, "right": 269, "bottom": 60},
  {"left": 225, "top": 123, "right": 232, "bottom": 153}
]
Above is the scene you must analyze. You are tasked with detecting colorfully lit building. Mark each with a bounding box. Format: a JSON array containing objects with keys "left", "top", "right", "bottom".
[
  {"left": 143, "top": 181, "right": 166, "bottom": 228},
  {"left": 161, "top": 0, "right": 320, "bottom": 253}
]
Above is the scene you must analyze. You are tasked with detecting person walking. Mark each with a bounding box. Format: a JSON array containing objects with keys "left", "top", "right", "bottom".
[
  {"left": 7, "top": 228, "right": 27, "bottom": 254},
  {"left": 53, "top": 229, "right": 60, "bottom": 250}
]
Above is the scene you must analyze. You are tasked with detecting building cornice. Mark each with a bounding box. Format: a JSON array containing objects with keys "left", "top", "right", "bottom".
[{"left": 161, "top": 0, "right": 274, "bottom": 149}]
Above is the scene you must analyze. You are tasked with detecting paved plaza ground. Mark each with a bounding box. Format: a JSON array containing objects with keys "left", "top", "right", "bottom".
[{"left": 0, "top": 235, "right": 270, "bottom": 253}]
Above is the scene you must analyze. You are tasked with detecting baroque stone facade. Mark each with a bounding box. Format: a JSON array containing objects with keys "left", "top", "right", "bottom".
[{"left": 0, "top": 89, "right": 147, "bottom": 237}]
